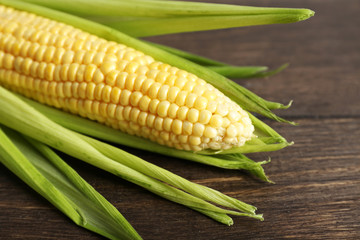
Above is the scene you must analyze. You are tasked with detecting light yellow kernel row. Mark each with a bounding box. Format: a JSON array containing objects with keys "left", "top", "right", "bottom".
[
  {"left": 0, "top": 62, "right": 245, "bottom": 129},
  {"left": 0, "top": 68, "right": 234, "bottom": 137},
  {"left": 0, "top": 50, "right": 224, "bottom": 114},
  {"left": 0, "top": 34, "right": 152, "bottom": 67},
  {"left": 6, "top": 79, "right": 250, "bottom": 151},
  {"left": 6, "top": 81, "right": 224, "bottom": 145}
]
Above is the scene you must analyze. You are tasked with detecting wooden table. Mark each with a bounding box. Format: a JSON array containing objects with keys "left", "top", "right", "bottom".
[{"left": 1, "top": 0, "right": 359, "bottom": 239}]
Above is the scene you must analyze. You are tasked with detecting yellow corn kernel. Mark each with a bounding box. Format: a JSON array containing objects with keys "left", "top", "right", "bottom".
[
  {"left": 99, "top": 102, "right": 108, "bottom": 118},
  {"left": 125, "top": 61, "right": 139, "bottom": 73},
  {"left": 194, "top": 96, "right": 208, "bottom": 110},
  {"left": 140, "top": 78, "right": 154, "bottom": 95},
  {"left": 171, "top": 119, "right": 182, "bottom": 135},
  {"left": 119, "top": 89, "right": 131, "bottom": 106},
  {"left": 70, "top": 81, "right": 79, "bottom": 98},
  {"left": 148, "top": 82, "right": 161, "bottom": 99},
  {"left": 53, "top": 48, "right": 65, "bottom": 64},
  {"left": 115, "top": 72, "right": 127, "bottom": 89},
  {"left": 100, "top": 61, "right": 116, "bottom": 75},
  {"left": 133, "top": 75, "right": 146, "bottom": 91},
  {"left": 130, "top": 91, "right": 142, "bottom": 107},
  {"left": 160, "top": 131, "right": 170, "bottom": 141},
  {"left": 178, "top": 135, "right": 188, "bottom": 144},
  {"left": 154, "top": 117, "right": 163, "bottom": 131},
  {"left": 83, "top": 50, "right": 96, "bottom": 64},
  {"left": 189, "top": 136, "right": 201, "bottom": 146},
  {"left": 85, "top": 82, "right": 96, "bottom": 100},
  {"left": 182, "top": 121, "right": 193, "bottom": 135},
  {"left": 226, "top": 125, "right": 238, "bottom": 138},
  {"left": 222, "top": 118, "right": 231, "bottom": 128},
  {"left": 77, "top": 82, "right": 86, "bottom": 99},
  {"left": 115, "top": 106, "right": 124, "bottom": 120},
  {"left": 183, "top": 81, "right": 196, "bottom": 92},
  {"left": 123, "top": 106, "right": 132, "bottom": 121},
  {"left": 74, "top": 50, "right": 86, "bottom": 63},
  {"left": 168, "top": 103, "right": 179, "bottom": 119},
  {"left": 199, "top": 110, "right": 212, "bottom": 124},
  {"left": 101, "top": 85, "right": 112, "bottom": 103},
  {"left": 164, "top": 75, "right": 177, "bottom": 86},
  {"left": 55, "top": 82, "right": 65, "bottom": 98},
  {"left": 93, "top": 69, "right": 104, "bottom": 83},
  {"left": 105, "top": 70, "right": 119, "bottom": 86},
  {"left": 3, "top": 53, "right": 14, "bottom": 69},
  {"left": 155, "top": 71, "right": 169, "bottom": 84},
  {"left": 175, "top": 91, "right": 188, "bottom": 106},
  {"left": 157, "top": 101, "right": 170, "bottom": 117},
  {"left": 125, "top": 73, "right": 137, "bottom": 91},
  {"left": 93, "top": 83, "right": 104, "bottom": 100},
  {"left": 210, "top": 114, "right": 223, "bottom": 128},
  {"left": 62, "top": 50, "right": 74, "bottom": 64},
  {"left": 146, "top": 114, "right": 156, "bottom": 128},
  {"left": 138, "top": 95, "right": 151, "bottom": 112},
  {"left": 187, "top": 108, "right": 199, "bottom": 123},
  {"left": 163, "top": 118, "right": 173, "bottom": 132},
  {"left": 138, "top": 112, "right": 148, "bottom": 126},
  {"left": 177, "top": 106, "right": 189, "bottom": 121},
  {"left": 130, "top": 108, "right": 140, "bottom": 122},
  {"left": 206, "top": 101, "right": 217, "bottom": 113},
  {"left": 203, "top": 90, "right": 216, "bottom": 101},
  {"left": 110, "top": 87, "right": 121, "bottom": 104},
  {"left": 193, "top": 123, "right": 205, "bottom": 137},
  {"left": 149, "top": 99, "right": 160, "bottom": 114},
  {"left": 93, "top": 52, "right": 105, "bottom": 66},
  {"left": 75, "top": 64, "right": 86, "bottom": 82},
  {"left": 158, "top": 85, "right": 169, "bottom": 101}
]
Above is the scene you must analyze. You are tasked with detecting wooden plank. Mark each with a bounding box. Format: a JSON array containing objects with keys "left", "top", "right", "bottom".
[{"left": 1, "top": 118, "right": 359, "bottom": 239}]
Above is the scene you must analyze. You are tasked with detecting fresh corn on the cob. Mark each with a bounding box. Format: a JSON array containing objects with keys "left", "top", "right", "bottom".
[{"left": 0, "top": 5, "right": 255, "bottom": 151}]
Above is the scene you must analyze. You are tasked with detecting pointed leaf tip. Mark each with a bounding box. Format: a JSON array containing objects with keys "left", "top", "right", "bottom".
[
  {"left": 304, "top": 9, "right": 315, "bottom": 19},
  {"left": 284, "top": 100, "right": 293, "bottom": 109}
]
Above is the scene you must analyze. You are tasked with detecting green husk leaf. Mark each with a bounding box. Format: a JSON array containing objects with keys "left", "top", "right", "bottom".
[
  {"left": 19, "top": 0, "right": 315, "bottom": 18},
  {"left": 101, "top": 14, "right": 310, "bottom": 37},
  {"left": 193, "top": 209, "right": 234, "bottom": 226},
  {"left": 148, "top": 42, "right": 227, "bottom": 67},
  {"left": 207, "top": 66, "right": 269, "bottom": 79},
  {"left": 19, "top": 94, "right": 274, "bottom": 182},
  {"left": 80, "top": 134, "right": 257, "bottom": 213},
  {"left": 149, "top": 42, "right": 289, "bottom": 80},
  {"left": 0, "top": 126, "right": 141, "bottom": 240},
  {"left": 20, "top": 0, "right": 314, "bottom": 37},
  {"left": 2, "top": 0, "right": 295, "bottom": 124},
  {"left": 208, "top": 63, "right": 289, "bottom": 79},
  {"left": 0, "top": 86, "right": 262, "bottom": 222}
]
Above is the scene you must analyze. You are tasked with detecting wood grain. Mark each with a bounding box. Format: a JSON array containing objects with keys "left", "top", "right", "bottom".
[{"left": 1, "top": 0, "right": 359, "bottom": 239}]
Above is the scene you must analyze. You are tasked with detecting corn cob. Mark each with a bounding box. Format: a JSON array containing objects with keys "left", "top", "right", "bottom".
[{"left": 0, "top": 5, "right": 255, "bottom": 152}]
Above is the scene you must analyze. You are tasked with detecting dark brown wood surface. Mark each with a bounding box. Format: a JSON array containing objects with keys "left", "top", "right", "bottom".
[{"left": 1, "top": 0, "right": 359, "bottom": 239}]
